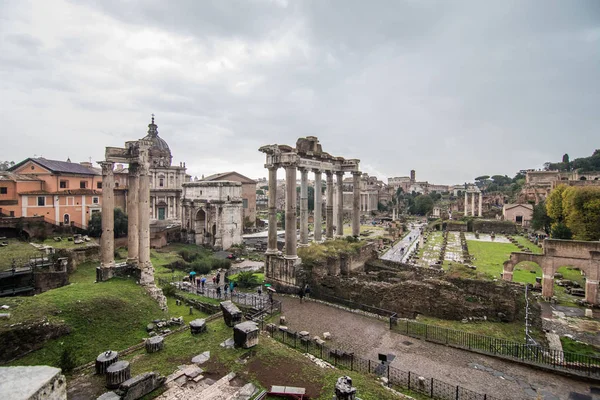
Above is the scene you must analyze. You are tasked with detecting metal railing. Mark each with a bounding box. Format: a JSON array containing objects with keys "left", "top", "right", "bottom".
[
  {"left": 267, "top": 327, "right": 499, "bottom": 400},
  {"left": 390, "top": 318, "right": 600, "bottom": 378}
]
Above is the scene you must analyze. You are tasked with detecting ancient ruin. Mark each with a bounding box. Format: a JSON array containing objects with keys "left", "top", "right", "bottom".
[
  {"left": 259, "top": 137, "right": 361, "bottom": 287},
  {"left": 97, "top": 117, "right": 167, "bottom": 309},
  {"left": 503, "top": 238, "right": 600, "bottom": 304}
]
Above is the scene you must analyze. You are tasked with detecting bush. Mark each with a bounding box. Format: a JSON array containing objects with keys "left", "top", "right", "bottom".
[
  {"left": 211, "top": 258, "right": 231, "bottom": 270},
  {"left": 58, "top": 346, "right": 77, "bottom": 373},
  {"left": 161, "top": 283, "right": 176, "bottom": 297},
  {"left": 235, "top": 271, "right": 259, "bottom": 288},
  {"left": 178, "top": 249, "right": 198, "bottom": 263},
  {"left": 191, "top": 259, "right": 211, "bottom": 274},
  {"left": 345, "top": 235, "right": 358, "bottom": 243}
]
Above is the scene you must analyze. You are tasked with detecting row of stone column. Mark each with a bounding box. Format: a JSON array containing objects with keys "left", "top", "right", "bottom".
[
  {"left": 100, "top": 160, "right": 151, "bottom": 277},
  {"left": 464, "top": 191, "right": 483, "bottom": 217},
  {"left": 266, "top": 166, "right": 361, "bottom": 259}
]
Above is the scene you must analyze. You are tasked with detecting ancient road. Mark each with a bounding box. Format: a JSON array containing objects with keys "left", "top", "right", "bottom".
[
  {"left": 278, "top": 296, "right": 599, "bottom": 400},
  {"left": 380, "top": 226, "right": 421, "bottom": 263}
]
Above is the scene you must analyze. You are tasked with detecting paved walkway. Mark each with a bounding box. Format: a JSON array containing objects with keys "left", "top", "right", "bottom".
[
  {"left": 380, "top": 227, "right": 420, "bottom": 263},
  {"left": 277, "top": 296, "right": 599, "bottom": 400}
]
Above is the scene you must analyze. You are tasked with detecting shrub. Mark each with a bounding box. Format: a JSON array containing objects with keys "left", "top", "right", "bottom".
[
  {"left": 58, "top": 346, "right": 77, "bottom": 373},
  {"left": 235, "top": 271, "right": 259, "bottom": 288},
  {"left": 211, "top": 258, "right": 231, "bottom": 270},
  {"left": 178, "top": 249, "right": 198, "bottom": 263},
  {"left": 191, "top": 259, "right": 211, "bottom": 274},
  {"left": 161, "top": 283, "right": 176, "bottom": 297}
]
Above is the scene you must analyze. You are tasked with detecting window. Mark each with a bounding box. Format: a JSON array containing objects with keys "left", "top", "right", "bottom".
[
  {"left": 92, "top": 197, "right": 99, "bottom": 204},
  {"left": 115, "top": 182, "right": 119, "bottom": 188},
  {"left": 0, "top": 187, "right": 7, "bottom": 194},
  {"left": 159, "top": 178, "right": 164, "bottom": 187},
  {"left": 516, "top": 215, "right": 523, "bottom": 224},
  {"left": 37, "top": 196, "right": 45, "bottom": 206},
  {"left": 97, "top": 182, "right": 102, "bottom": 189},
  {"left": 59, "top": 180, "right": 68, "bottom": 189},
  {"left": 243, "top": 198, "right": 248, "bottom": 208},
  {"left": 80, "top": 181, "right": 87, "bottom": 189},
  {"left": 9, "top": 211, "right": 14, "bottom": 217}
]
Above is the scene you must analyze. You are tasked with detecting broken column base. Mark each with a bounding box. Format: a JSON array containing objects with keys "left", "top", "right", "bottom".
[{"left": 265, "top": 254, "right": 302, "bottom": 288}]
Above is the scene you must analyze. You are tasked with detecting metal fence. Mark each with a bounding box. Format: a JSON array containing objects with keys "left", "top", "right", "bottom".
[
  {"left": 391, "top": 318, "right": 600, "bottom": 378},
  {"left": 267, "top": 327, "right": 499, "bottom": 400}
]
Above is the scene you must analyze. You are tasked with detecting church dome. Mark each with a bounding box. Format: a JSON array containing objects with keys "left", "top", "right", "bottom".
[{"left": 141, "top": 115, "right": 172, "bottom": 167}]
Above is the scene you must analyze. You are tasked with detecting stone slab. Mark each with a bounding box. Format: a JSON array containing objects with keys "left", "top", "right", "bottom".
[
  {"left": 97, "top": 392, "right": 121, "bottom": 400},
  {"left": 0, "top": 366, "right": 66, "bottom": 400},
  {"left": 191, "top": 351, "right": 210, "bottom": 365}
]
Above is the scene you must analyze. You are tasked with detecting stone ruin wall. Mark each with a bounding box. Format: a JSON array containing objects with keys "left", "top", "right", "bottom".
[{"left": 472, "top": 220, "right": 517, "bottom": 234}]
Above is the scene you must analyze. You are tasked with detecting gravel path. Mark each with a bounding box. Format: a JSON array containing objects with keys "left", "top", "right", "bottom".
[{"left": 278, "top": 296, "right": 598, "bottom": 400}]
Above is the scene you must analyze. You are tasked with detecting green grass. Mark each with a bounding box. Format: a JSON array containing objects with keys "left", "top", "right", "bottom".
[
  {"left": 41, "top": 238, "right": 99, "bottom": 249},
  {"left": 3, "top": 261, "right": 171, "bottom": 368},
  {"left": 512, "top": 236, "right": 543, "bottom": 254},
  {"left": 560, "top": 337, "right": 600, "bottom": 364},
  {"left": 227, "top": 272, "right": 265, "bottom": 283},
  {"left": 0, "top": 239, "right": 42, "bottom": 270}
]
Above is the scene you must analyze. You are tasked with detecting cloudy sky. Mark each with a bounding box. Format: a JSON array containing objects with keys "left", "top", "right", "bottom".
[{"left": 1, "top": 1, "right": 599, "bottom": 184}]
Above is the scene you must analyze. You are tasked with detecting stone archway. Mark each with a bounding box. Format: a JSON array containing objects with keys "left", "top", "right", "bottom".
[
  {"left": 503, "top": 239, "right": 600, "bottom": 304},
  {"left": 194, "top": 209, "right": 206, "bottom": 245}
]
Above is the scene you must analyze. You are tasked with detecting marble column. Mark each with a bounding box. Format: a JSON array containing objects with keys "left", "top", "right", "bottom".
[
  {"left": 127, "top": 163, "right": 139, "bottom": 264},
  {"left": 138, "top": 155, "right": 152, "bottom": 284},
  {"left": 541, "top": 274, "right": 554, "bottom": 298},
  {"left": 464, "top": 191, "right": 468, "bottom": 215},
  {"left": 326, "top": 171, "right": 334, "bottom": 239},
  {"left": 471, "top": 192, "right": 475, "bottom": 216},
  {"left": 478, "top": 192, "right": 483, "bottom": 217},
  {"left": 100, "top": 162, "right": 115, "bottom": 269},
  {"left": 335, "top": 171, "right": 344, "bottom": 237},
  {"left": 299, "top": 168, "right": 309, "bottom": 246},
  {"left": 313, "top": 170, "right": 322, "bottom": 242},
  {"left": 266, "top": 166, "right": 279, "bottom": 254},
  {"left": 284, "top": 164, "right": 297, "bottom": 259},
  {"left": 352, "top": 171, "right": 361, "bottom": 237}
]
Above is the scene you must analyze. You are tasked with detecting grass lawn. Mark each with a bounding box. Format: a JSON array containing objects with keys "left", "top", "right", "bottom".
[
  {"left": 0, "top": 239, "right": 42, "bottom": 270},
  {"left": 560, "top": 337, "right": 600, "bottom": 363},
  {"left": 512, "top": 236, "right": 543, "bottom": 254},
  {"left": 2, "top": 261, "right": 193, "bottom": 368},
  {"left": 227, "top": 272, "right": 265, "bottom": 283}
]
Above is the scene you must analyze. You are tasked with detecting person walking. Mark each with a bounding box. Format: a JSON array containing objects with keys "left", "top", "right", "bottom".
[
  {"left": 223, "top": 283, "right": 228, "bottom": 298},
  {"left": 212, "top": 276, "right": 216, "bottom": 285},
  {"left": 229, "top": 280, "right": 235, "bottom": 295},
  {"left": 216, "top": 272, "right": 221, "bottom": 285},
  {"left": 304, "top": 284, "right": 311, "bottom": 299},
  {"left": 298, "top": 286, "right": 305, "bottom": 303},
  {"left": 201, "top": 276, "right": 206, "bottom": 290},
  {"left": 216, "top": 286, "right": 222, "bottom": 298}
]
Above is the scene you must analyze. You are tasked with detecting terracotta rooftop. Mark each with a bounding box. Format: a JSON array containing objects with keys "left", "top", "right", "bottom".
[{"left": 10, "top": 158, "right": 100, "bottom": 176}]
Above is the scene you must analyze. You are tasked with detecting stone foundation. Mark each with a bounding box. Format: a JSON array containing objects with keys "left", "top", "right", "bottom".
[{"left": 0, "top": 366, "right": 66, "bottom": 400}]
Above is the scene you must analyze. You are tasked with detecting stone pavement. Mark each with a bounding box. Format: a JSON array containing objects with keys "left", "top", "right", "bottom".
[
  {"left": 380, "top": 227, "right": 421, "bottom": 263},
  {"left": 278, "top": 296, "right": 600, "bottom": 400}
]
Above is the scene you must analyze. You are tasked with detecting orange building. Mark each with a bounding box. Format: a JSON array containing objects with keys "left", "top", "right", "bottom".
[{"left": 1, "top": 158, "right": 103, "bottom": 228}]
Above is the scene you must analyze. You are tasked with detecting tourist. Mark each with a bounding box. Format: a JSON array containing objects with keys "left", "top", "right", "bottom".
[
  {"left": 304, "top": 284, "right": 311, "bottom": 299},
  {"left": 298, "top": 286, "right": 305, "bottom": 303},
  {"left": 201, "top": 276, "right": 206, "bottom": 290},
  {"left": 216, "top": 286, "right": 222, "bottom": 298},
  {"left": 224, "top": 283, "right": 228, "bottom": 297},
  {"left": 216, "top": 272, "right": 221, "bottom": 285},
  {"left": 257, "top": 286, "right": 262, "bottom": 296},
  {"left": 212, "top": 276, "right": 216, "bottom": 285},
  {"left": 230, "top": 280, "right": 235, "bottom": 295}
]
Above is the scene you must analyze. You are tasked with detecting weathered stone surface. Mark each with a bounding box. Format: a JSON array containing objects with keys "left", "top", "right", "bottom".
[
  {"left": 220, "top": 301, "right": 242, "bottom": 327},
  {"left": 97, "top": 391, "right": 120, "bottom": 400},
  {"left": 189, "top": 319, "right": 206, "bottom": 334},
  {"left": 233, "top": 321, "right": 259, "bottom": 349},
  {"left": 335, "top": 376, "right": 357, "bottom": 400},
  {"left": 106, "top": 361, "right": 131, "bottom": 389},
  {"left": 191, "top": 351, "right": 210, "bottom": 365},
  {"left": 220, "top": 338, "right": 235, "bottom": 349},
  {"left": 116, "top": 371, "right": 165, "bottom": 400},
  {"left": 95, "top": 350, "right": 119, "bottom": 375},
  {"left": 0, "top": 366, "right": 66, "bottom": 400},
  {"left": 265, "top": 323, "right": 277, "bottom": 333},
  {"left": 145, "top": 336, "right": 164, "bottom": 353}
]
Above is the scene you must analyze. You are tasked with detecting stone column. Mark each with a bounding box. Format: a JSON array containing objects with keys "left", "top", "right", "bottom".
[
  {"left": 313, "top": 170, "right": 322, "bottom": 242},
  {"left": 464, "top": 191, "right": 468, "bottom": 215},
  {"left": 266, "top": 166, "right": 279, "bottom": 254},
  {"left": 541, "top": 274, "right": 554, "bottom": 298},
  {"left": 138, "top": 154, "right": 153, "bottom": 284},
  {"left": 352, "top": 171, "right": 361, "bottom": 237},
  {"left": 100, "top": 161, "right": 115, "bottom": 269},
  {"left": 585, "top": 279, "right": 598, "bottom": 305},
  {"left": 478, "top": 192, "right": 483, "bottom": 217},
  {"left": 127, "top": 163, "right": 140, "bottom": 264},
  {"left": 326, "top": 171, "right": 334, "bottom": 239},
  {"left": 284, "top": 164, "right": 297, "bottom": 259},
  {"left": 335, "top": 171, "right": 344, "bottom": 238},
  {"left": 471, "top": 192, "right": 475, "bottom": 216},
  {"left": 299, "top": 167, "right": 309, "bottom": 246}
]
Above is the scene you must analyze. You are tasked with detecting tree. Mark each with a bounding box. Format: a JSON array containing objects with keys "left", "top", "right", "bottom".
[
  {"left": 475, "top": 175, "right": 490, "bottom": 181},
  {"left": 531, "top": 200, "right": 552, "bottom": 234},
  {"left": 561, "top": 186, "right": 600, "bottom": 240},
  {"left": 562, "top": 153, "right": 570, "bottom": 164},
  {"left": 0, "top": 161, "right": 15, "bottom": 171},
  {"left": 87, "top": 208, "right": 128, "bottom": 238},
  {"left": 546, "top": 185, "right": 567, "bottom": 222},
  {"left": 551, "top": 222, "right": 572, "bottom": 240},
  {"left": 411, "top": 195, "right": 434, "bottom": 215},
  {"left": 256, "top": 189, "right": 264, "bottom": 195}
]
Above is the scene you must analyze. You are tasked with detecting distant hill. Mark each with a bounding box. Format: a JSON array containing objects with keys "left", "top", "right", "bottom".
[{"left": 544, "top": 150, "right": 600, "bottom": 172}]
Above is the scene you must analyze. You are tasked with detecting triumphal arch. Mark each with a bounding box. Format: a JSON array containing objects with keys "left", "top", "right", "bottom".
[
  {"left": 259, "top": 136, "right": 361, "bottom": 287},
  {"left": 97, "top": 120, "right": 167, "bottom": 310}
]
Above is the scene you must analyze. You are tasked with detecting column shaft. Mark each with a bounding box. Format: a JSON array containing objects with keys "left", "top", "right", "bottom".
[
  {"left": 585, "top": 280, "right": 598, "bottom": 305},
  {"left": 266, "top": 166, "right": 279, "bottom": 254},
  {"left": 326, "top": 172, "right": 334, "bottom": 239},
  {"left": 313, "top": 170, "right": 322, "bottom": 242},
  {"left": 127, "top": 164, "right": 140, "bottom": 263},
  {"left": 299, "top": 168, "right": 309, "bottom": 246},
  {"left": 471, "top": 193, "right": 475, "bottom": 216},
  {"left": 138, "top": 159, "right": 151, "bottom": 277},
  {"left": 352, "top": 172, "right": 361, "bottom": 237},
  {"left": 284, "top": 165, "right": 297, "bottom": 259},
  {"left": 464, "top": 191, "right": 468, "bottom": 215},
  {"left": 335, "top": 172, "right": 344, "bottom": 237},
  {"left": 100, "top": 162, "right": 115, "bottom": 269},
  {"left": 541, "top": 274, "right": 554, "bottom": 298},
  {"left": 478, "top": 192, "right": 483, "bottom": 217}
]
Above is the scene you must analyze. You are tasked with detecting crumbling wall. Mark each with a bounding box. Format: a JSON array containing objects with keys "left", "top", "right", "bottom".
[
  {"left": 34, "top": 270, "right": 68, "bottom": 293},
  {"left": 0, "top": 321, "right": 71, "bottom": 363},
  {"left": 472, "top": 220, "right": 517, "bottom": 234}
]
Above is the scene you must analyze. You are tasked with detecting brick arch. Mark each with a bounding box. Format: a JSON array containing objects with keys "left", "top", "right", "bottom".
[{"left": 504, "top": 239, "right": 600, "bottom": 304}]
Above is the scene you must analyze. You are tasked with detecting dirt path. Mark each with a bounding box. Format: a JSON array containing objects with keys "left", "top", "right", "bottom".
[{"left": 278, "top": 296, "right": 599, "bottom": 400}]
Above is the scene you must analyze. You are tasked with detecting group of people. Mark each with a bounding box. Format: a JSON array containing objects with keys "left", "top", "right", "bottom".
[{"left": 298, "top": 284, "right": 311, "bottom": 302}]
